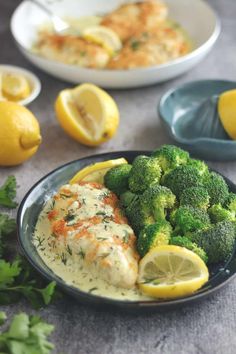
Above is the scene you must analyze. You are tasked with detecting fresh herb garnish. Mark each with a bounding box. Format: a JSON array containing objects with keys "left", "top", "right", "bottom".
[
  {"left": 0, "top": 176, "right": 18, "bottom": 208},
  {"left": 66, "top": 245, "right": 72, "bottom": 256},
  {"left": 96, "top": 211, "right": 106, "bottom": 216},
  {"left": 78, "top": 248, "right": 85, "bottom": 259},
  {"left": 64, "top": 212, "right": 75, "bottom": 223},
  {"left": 60, "top": 253, "right": 67, "bottom": 265},
  {"left": 131, "top": 40, "right": 141, "bottom": 51},
  {"left": 0, "top": 312, "right": 55, "bottom": 354},
  {"left": 122, "top": 230, "right": 130, "bottom": 244}
]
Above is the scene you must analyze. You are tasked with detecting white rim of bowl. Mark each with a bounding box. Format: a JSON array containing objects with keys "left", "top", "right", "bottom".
[
  {"left": 10, "top": 0, "right": 221, "bottom": 74},
  {"left": 0, "top": 64, "right": 41, "bottom": 105}
]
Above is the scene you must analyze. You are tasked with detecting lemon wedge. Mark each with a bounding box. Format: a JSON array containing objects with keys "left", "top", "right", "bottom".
[
  {"left": 138, "top": 245, "right": 209, "bottom": 299},
  {"left": 218, "top": 89, "right": 236, "bottom": 139},
  {"left": 69, "top": 158, "right": 128, "bottom": 184},
  {"left": 68, "top": 16, "right": 102, "bottom": 33},
  {"left": 55, "top": 83, "right": 119, "bottom": 146},
  {"left": 82, "top": 26, "right": 122, "bottom": 55},
  {"left": 1, "top": 72, "right": 31, "bottom": 102}
]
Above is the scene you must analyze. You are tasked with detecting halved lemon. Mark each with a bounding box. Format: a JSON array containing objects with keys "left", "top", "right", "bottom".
[
  {"left": 82, "top": 26, "right": 122, "bottom": 55},
  {"left": 70, "top": 158, "right": 128, "bottom": 184},
  {"left": 138, "top": 245, "right": 209, "bottom": 299},
  {"left": 55, "top": 83, "right": 119, "bottom": 146},
  {"left": 1, "top": 72, "right": 31, "bottom": 101},
  {"left": 218, "top": 89, "right": 236, "bottom": 139}
]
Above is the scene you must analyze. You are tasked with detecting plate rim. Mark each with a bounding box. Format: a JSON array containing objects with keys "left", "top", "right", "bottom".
[{"left": 17, "top": 150, "right": 236, "bottom": 309}]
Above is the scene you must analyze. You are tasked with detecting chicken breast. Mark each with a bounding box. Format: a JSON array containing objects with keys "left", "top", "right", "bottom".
[
  {"left": 34, "top": 32, "right": 110, "bottom": 68},
  {"left": 108, "top": 23, "right": 191, "bottom": 69},
  {"left": 101, "top": 0, "right": 168, "bottom": 42},
  {"left": 47, "top": 182, "right": 139, "bottom": 289}
]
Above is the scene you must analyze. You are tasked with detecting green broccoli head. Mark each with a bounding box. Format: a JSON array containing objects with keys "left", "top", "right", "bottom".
[
  {"left": 180, "top": 187, "right": 210, "bottom": 210},
  {"left": 104, "top": 164, "right": 132, "bottom": 196},
  {"left": 203, "top": 172, "right": 229, "bottom": 205},
  {"left": 140, "top": 184, "right": 176, "bottom": 221},
  {"left": 163, "top": 165, "right": 203, "bottom": 198},
  {"left": 173, "top": 205, "right": 210, "bottom": 234},
  {"left": 125, "top": 197, "right": 154, "bottom": 234},
  {"left": 128, "top": 156, "right": 162, "bottom": 193},
  {"left": 186, "top": 159, "right": 209, "bottom": 177},
  {"left": 224, "top": 192, "right": 236, "bottom": 213},
  {"left": 208, "top": 204, "right": 235, "bottom": 223},
  {"left": 137, "top": 220, "right": 172, "bottom": 257},
  {"left": 151, "top": 144, "right": 189, "bottom": 172},
  {"left": 189, "top": 221, "right": 235, "bottom": 264},
  {"left": 119, "top": 191, "right": 138, "bottom": 208},
  {"left": 170, "top": 236, "right": 208, "bottom": 263}
]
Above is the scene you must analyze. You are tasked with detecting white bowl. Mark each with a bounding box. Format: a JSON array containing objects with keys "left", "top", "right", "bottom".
[
  {"left": 10, "top": 0, "right": 220, "bottom": 89},
  {"left": 0, "top": 64, "right": 41, "bottom": 105}
]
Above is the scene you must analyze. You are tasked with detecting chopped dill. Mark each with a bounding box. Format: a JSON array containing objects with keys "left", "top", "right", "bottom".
[
  {"left": 66, "top": 244, "right": 72, "bottom": 255},
  {"left": 96, "top": 211, "right": 106, "bottom": 216},
  {"left": 89, "top": 287, "right": 98, "bottom": 293},
  {"left": 131, "top": 40, "right": 141, "bottom": 51},
  {"left": 78, "top": 248, "right": 85, "bottom": 259},
  {"left": 60, "top": 253, "right": 67, "bottom": 265}
]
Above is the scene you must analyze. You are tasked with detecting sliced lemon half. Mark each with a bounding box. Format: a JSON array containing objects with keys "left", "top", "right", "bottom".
[
  {"left": 55, "top": 83, "right": 119, "bottom": 146},
  {"left": 82, "top": 25, "right": 122, "bottom": 56},
  {"left": 1, "top": 72, "right": 31, "bottom": 102},
  {"left": 138, "top": 245, "right": 209, "bottom": 299},
  {"left": 218, "top": 89, "right": 236, "bottom": 139},
  {"left": 70, "top": 158, "right": 128, "bottom": 184}
]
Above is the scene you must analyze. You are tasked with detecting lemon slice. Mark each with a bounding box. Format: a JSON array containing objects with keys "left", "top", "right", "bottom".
[
  {"left": 55, "top": 83, "right": 119, "bottom": 146},
  {"left": 1, "top": 72, "right": 31, "bottom": 101},
  {"left": 68, "top": 16, "right": 102, "bottom": 33},
  {"left": 218, "top": 89, "right": 236, "bottom": 139},
  {"left": 138, "top": 245, "right": 209, "bottom": 299},
  {"left": 82, "top": 26, "right": 122, "bottom": 55},
  {"left": 69, "top": 158, "right": 128, "bottom": 184}
]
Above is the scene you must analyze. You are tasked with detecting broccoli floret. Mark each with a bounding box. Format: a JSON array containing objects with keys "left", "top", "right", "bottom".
[
  {"left": 125, "top": 197, "right": 154, "bottom": 234},
  {"left": 170, "top": 236, "right": 208, "bottom": 263},
  {"left": 120, "top": 191, "right": 138, "bottom": 208},
  {"left": 163, "top": 165, "right": 203, "bottom": 198},
  {"left": 186, "top": 159, "right": 209, "bottom": 177},
  {"left": 225, "top": 192, "right": 236, "bottom": 213},
  {"left": 208, "top": 204, "right": 235, "bottom": 223},
  {"left": 151, "top": 144, "right": 189, "bottom": 172},
  {"left": 189, "top": 221, "right": 235, "bottom": 263},
  {"left": 203, "top": 172, "right": 229, "bottom": 205},
  {"left": 128, "top": 155, "right": 162, "bottom": 193},
  {"left": 173, "top": 205, "right": 210, "bottom": 234},
  {"left": 104, "top": 164, "right": 132, "bottom": 196},
  {"left": 180, "top": 187, "right": 210, "bottom": 210},
  {"left": 137, "top": 220, "right": 172, "bottom": 257},
  {"left": 140, "top": 184, "right": 176, "bottom": 221}
]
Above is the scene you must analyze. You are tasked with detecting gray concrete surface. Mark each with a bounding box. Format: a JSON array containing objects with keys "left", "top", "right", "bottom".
[{"left": 1, "top": 0, "right": 236, "bottom": 353}]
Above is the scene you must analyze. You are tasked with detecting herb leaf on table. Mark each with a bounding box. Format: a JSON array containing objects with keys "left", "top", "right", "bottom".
[
  {"left": 0, "top": 312, "right": 55, "bottom": 354},
  {"left": 0, "top": 176, "right": 18, "bottom": 208}
]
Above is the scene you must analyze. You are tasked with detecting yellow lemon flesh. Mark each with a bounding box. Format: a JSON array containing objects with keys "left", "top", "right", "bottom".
[
  {"left": 69, "top": 158, "right": 128, "bottom": 184},
  {"left": 138, "top": 245, "right": 209, "bottom": 299},
  {"left": 218, "top": 89, "right": 236, "bottom": 139},
  {"left": 0, "top": 101, "right": 41, "bottom": 166},
  {"left": 67, "top": 16, "right": 102, "bottom": 33},
  {"left": 55, "top": 83, "right": 119, "bottom": 147},
  {"left": 82, "top": 26, "right": 122, "bottom": 56},
  {"left": 1, "top": 72, "right": 31, "bottom": 102}
]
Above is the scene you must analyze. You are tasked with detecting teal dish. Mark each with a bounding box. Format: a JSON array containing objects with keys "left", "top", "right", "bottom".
[
  {"left": 17, "top": 151, "right": 236, "bottom": 310},
  {"left": 159, "top": 80, "right": 236, "bottom": 161}
]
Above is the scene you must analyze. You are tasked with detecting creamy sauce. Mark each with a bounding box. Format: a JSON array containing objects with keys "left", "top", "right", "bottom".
[{"left": 33, "top": 183, "right": 152, "bottom": 301}]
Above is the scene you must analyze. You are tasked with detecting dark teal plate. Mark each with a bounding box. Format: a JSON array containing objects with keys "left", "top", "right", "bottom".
[
  {"left": 17, "top": 151, "right": 236, "bottom": 310},
  {"left": 159, "top": 80, "right": 236, "bottom": 161}
]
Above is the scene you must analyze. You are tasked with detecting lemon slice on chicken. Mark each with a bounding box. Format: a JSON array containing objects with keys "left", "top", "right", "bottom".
[
  {"left": 70, "top": 158, "right": 128, "bottom": 184},
  {"left": 82, "top": 26, "right": 122, "bottom": 55},
  {"left": 138, "top": 245, "right": 209, "bottom": 299},
  {"left": 55, "top": 83, "right": 119, "bottom": 146}
]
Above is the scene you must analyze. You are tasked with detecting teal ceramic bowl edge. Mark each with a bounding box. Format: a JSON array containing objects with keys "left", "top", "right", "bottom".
[
  {"left": 17, "top": 151, "right": 236, "bottom": 311},
  {"left": 158, "top": 79, "right": 236, "bottom": 161}
]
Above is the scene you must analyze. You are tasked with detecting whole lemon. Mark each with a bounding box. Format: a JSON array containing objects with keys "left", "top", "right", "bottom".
[{"left": 0, "top": 101, "right": 42, "bottom": 166}]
